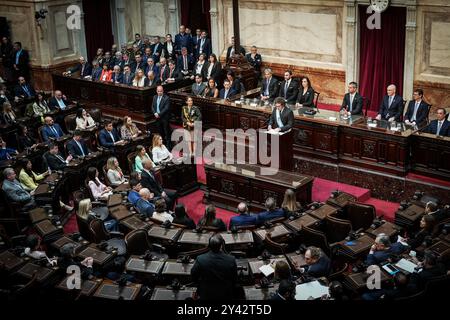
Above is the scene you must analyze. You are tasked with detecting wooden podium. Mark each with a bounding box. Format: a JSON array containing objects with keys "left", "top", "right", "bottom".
[{"left": 259, "top": 129, "right": 293, "bottom": 172}]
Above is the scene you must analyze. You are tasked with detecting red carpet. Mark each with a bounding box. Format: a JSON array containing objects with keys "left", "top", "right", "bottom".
[
  {"left": 312, "top": 178, "right": 371, "bottom": 202},
  {"left": 406, "top": 173, "right": 450, "bottom": 188}
]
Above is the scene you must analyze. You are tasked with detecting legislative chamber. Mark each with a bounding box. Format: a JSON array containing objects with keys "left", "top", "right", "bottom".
[{"left": 0, "top": 0, "right": 449, "bottom": 308}]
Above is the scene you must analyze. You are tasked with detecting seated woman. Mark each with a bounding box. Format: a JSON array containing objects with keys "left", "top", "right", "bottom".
[
  {"left": 1, "top": 101, "right": 17, "bottom": 125},
  {"left": 281, "top": 188, "right": 302, "bottom": 217},
  {"left": 24, "top": 234, "right": 56, "bottom": 265},
  {"left": 406, "top": 215, "right": 437, "bottom": 249},
  {"left": 151, "top": 134, "right": 173, "bottom": 164},
  {"left": 132, "top": 69, "right": 146, "bottom": 88},
  {"left": 106, "top": 156, "right": 127, "bottom": 187},
  {"left": 173, "top": 203, "right": 196, "bottom": 229},
  {"left": 32, "top": 92, "right": 50, "bottom": 123},
  {"left": 198, "top": 204, "right": 226, "bottom": 231},
  {"left": 134, "top": 145, "right": 154, "bottom": 173},
  {"left": 120, "top": 116, "right": 141, "bottom": 140},
  {"left": 77, "top": 198, "right": 118, "bottom": 232},
  {"left": 99, "top": 64, "right": 112, "bottom": 82},
  {"left": 152, "top": 198, "right": 174, "bottom": 223},
  {"left": 203, "top": 78, "right": 219, "bottom": 98},
  {"left": 18, "top": 158, "right": 49, "bottom": 192},
  {"left": 75, "top": 108, "right": 96, "bottom": 130},
  {"left": 295, "top": 76, "right": 315, "bottom": 108},
  {"left": 17, "top": 125, "right": 38, "bottom": 151},
  {"left": 87, "top": 167, "right": 113, "bottom": 201},
  {"left": 182, "top": 96, "right": 202, "bottom": 154}
]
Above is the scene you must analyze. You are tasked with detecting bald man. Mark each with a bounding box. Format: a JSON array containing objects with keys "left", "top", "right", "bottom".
[
  {"left": 41, "top": 116, "right": 65, "bottom": 142},
  {"left": 376, "top": 84, "right": 404, "bottom": 122},
  {"left": 64, "top": 56, "right": 92, "bottom": 78},
  {"left": 228, "top": 202, "right": 258, "bottom": 229},
  {"left": 135, "top": 188, "right": 155, "bottom": 217},
  {"left": 48, "top": 90, "right": 70, "bottom": 111}
]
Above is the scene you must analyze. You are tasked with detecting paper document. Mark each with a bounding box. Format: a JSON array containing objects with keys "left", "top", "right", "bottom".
[
  {"left": 259, "top": 264, "right": 275, "bottom": 277},
  {"left": 395, "top": 258, "right": 418, "bottom": 273},
  {"left": 295, "top": 280, "right": 329, "bottom": 300}
]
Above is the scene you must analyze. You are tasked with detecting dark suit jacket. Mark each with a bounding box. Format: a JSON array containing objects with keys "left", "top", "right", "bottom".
[
  {"left": 166, "top": 68, "right": 182, "bottom": 81},
  {"left": 257, "top": 208, "right": 286, "bottom": 225},
  {"left": 132, "top": 61, "right": 146, "bottom": 74},
  {"left": 140, "top": 169, "right": 163, "bottom": 197},
  {"left": 229, "top": 213, "right": 258, "bottom": 229},
  {"left": 268, "top": 107, "right": 294, "bottom": 132},
  {"left": 191, "top": 251, "right": 237, "bottom": 300},
  {"left": 341, "top": 92, "right": 363, "bottom": 115},
  {"left": 260, "top": 77, "right": 279, "bottom": 100},
  {"left": 404, "top": 100, "right": 429, "bottom": 125},
  {"left": 13, "top": 49, "right": 29, "bottom": 75},
  {"left": 191, "top": 82, "right": 207, "bottom": 96},
  {"left": 144, "top": 64, "right": 159, "bottom": 77},
  {"left": 121, "top": 72, "right": 135, "bottom": 85},
  {"left": 91, "top": 67, "right": 102, "bottom": 81},
  {"left": 246, "top": 53, "right": 262, "bottom": 71},
  {"left": 66, "top": 139, "right": 89, "bottom": 157},
  {"left": 44, "top": 152, "right": 67, "bottom": 170},
  {"left": 423, "top": 119, "right": 450, "bottom": 136},
  {"left": 41, "top": 124, "right": 64, "bottom": 142},
  {"left": 144, "top": 78, "right": 158, "bottom": 87},
  {"left": 158, "top": 65, "right": 170, "bottom": 83},
  {"left": 135, "top": 198, "right": 155, "bottom": 217},
  {"left": 151, "top": 43, "right": 163, "bottom": 62},
  {"left": 219, "top": 88, "right": 237, "bottom": 99},
  {"left": 205, "top": 62, "right": 222, "bottom": 83},
  {"left": 193, "top": 62, "right": 207, "bottom": 79},
  {"left": 162, "top": 42, "right": 176, "bottom": 61},
  {"left": 378, "top": 94, "right": 404, "bottom": 121},
  {"left": 296, "top": 87, "right": 315, "bottom": 108},
  {"left": 69, "top": 62, "right": 92, "bottom": 78},
  {"left": 48, "top": 97, "right": 69, "bottom": 111},
  {"left": 176, "top": 54, "right": 194, "bottom": 71},
  {"left": 98, "top": 128, "right": 120, "bottom": 148},
  {"left": 110, "top": 72, "right": 123, "bottom": 84},
  {"left": 365, "top": 242, "right": 407, "bottom": 265},
  {"left": 305, "top": 255, "right": 331, "bottom": 278},
  {"left": 151, "top": 94, "right": 171, "bottom": 120},
  {"left": 173, "top": 216, "right": 196, "bottom": 229},
  {"left": 174, "top": 33, "right": 193, "bottom": 54},
  {"left": 408, "top": 264, "right": 446, "bottom": 293},
  {"left": 14, "top": 83, "right": 36, "bottom": 98},
  {"left": 226, "top": 45, "right": 246, "bottom": 60},
  {"left": 279, "top": 79, "right": 299, "bottom": 104},
  {"left": 196, "top": 38, "right": 212, "bottom": 58}
]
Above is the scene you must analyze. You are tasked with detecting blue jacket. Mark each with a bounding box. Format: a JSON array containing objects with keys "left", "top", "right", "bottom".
[
  {"left": 41, "top": 124, "right": 64, "bottom": 142},
  {"left": 257, "top": 208, "right": 286, "bottom": 225},
  {"left": 0, "top": 147, "right": 16, "bottom": 160},
  {"left": 219, "top": 88, "right": 237, "bottom": 99},
  {"left": 305, "top": 255, "right": 332, "bottom": 278},
  {"left": 229, "top": 213, "right": 258, "bottom": 229},
  {"left": 424, "top": 119, "right": 450, "bottom": 136},
  {"left": 128, "top": 190, "right": 140, "bottom": 206},
  {"left": 98, "top": 128, "right": 120, "bottom": 148},
  {"left": 135, "top": 198, "right": 155, "bottom": 217},
  {"left": 366, "top": 242, "right": 407, "bottom": 265}
]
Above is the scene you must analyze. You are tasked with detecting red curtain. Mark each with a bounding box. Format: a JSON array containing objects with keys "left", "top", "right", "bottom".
[
  {"left": 358, "top": 5, "right": 406, "bottom": 111},
  {"left": 82, "top": 0, "right": 114, "bottom": 63},
  {"left": 180, "top": 0, "right": 211, "bottom": 38}
]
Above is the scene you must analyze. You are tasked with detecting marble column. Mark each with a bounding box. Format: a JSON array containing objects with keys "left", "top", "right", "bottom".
[
  {"left": 168, "top": 0, "right": 179, "bottom": 36},
  {"left": 345, "top": 0, "right": 358, "bottom": 85},
  {"left": 210, "top": 0, "right": 220, "bottom": 56},
  {"left": 403, "top": 2, "right": 417, "bottom": 99},
  {"left": 113, "top": 0, "right": 127, "bottom": 46}
]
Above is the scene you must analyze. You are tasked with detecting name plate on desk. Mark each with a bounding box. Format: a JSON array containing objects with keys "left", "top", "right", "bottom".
[
  {"left": 241, "top": 169, "right": 255, "bottom": 177},
  {"left": 162, "top": 260, "right": 194, "bottom": 276},
  {"left": 126, "top": 256, "right": 165, "bottom": 274},
  {"left": 93, "top": 281, "right": 142, "bottom": 300}
]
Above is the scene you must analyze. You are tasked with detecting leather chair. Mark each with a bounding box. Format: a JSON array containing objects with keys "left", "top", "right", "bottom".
[
  {"left": 64, "top": 114, "right": 77, "bottom": 134},
  {"left": 313, "top": 91, "right": 320, "bottom": 109},
  {"left": 328, "top": 262, "right": 348, "bottom": 281},
  {"left": 301, "top": 225, "right": 332, "bottom": 257},
  {"left": 177, "top": 246, "right": 209, "bottom": 259},
  {"left": 89, "top": 218, "right": 123, "bottom": 243},
  {"left": 362, "top": 96, "right": 371, "bottom": 117},
  {"left": 37, "top": 126, "right": 44, "bottom": 143},
  {"left": 88, "top": 108, "right": 102, "bottom": 124},
  {"left": 324, "top": 215, "right": 352, "bottom": 244},
  {"left": 76, "top": 214, "right": 94, "bottom": 242},
  {"left": 263, "top": 233, "right": 287, "bottom": 255},
  {"left": 102, "top": 164, "right": 111, "bottom": 187},
  {"left": 125, "top": 228, "right": 153, "bottom": 255},
  {"left": 127, "top": 151, "right": 137, "bottom": 173},
  {"left": 346, "top": 202, "right": 376, "bottom": 231}
]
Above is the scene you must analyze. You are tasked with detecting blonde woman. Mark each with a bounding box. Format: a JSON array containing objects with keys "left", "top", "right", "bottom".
[
  {"left": 132, "top": 69, "right": 146, "bottom": 87},
  {"left": 281, "top": 188, "right": 302, "bottom": 216},
  {"left": 106, "top": 157, "right": 127, "bottom": 186},
  {"left": 77, "top": 198, "right": 117, "bottom": 231},
  {"left": 134, "top": 145, "right": 154, "bottom": 172},
  {"left": 120, "top": 116, "right": 141, "bottom": 139},
  {"left": 152, "top": 134, "right": 173, "bottom": 164},
  {"left": 181, "top": 96, "right": 202, "bottom": 154}
]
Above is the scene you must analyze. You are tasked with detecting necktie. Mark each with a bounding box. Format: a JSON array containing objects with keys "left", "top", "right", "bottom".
[
  {"left": 389, "top": 96, "right": 393, "bottom": 107},
  {"left": 23, "top": 85, "right": 30, "bottom": 97},
  {"left": 16, "top": 50, "right": 21, "bottom": 65},
  {"left": 349, "top": 94, "right": 353, "bottom": 112},
  {"left": 412, "top": 102, "right": 419, "bottom": 121},
  {"left": 224, "top": 90, "right": 229, "bottom": 99},
  {"left": 265, "top": 79, "right": 270, "bottom": 96},
  {"left": 51, "top": 126, "right": 59, "bottom": 137},
  {"left": 183, "top": 56, "right": 187, "bottom": 70},
  {"left": 437, "top": 121, "right": 442, "bottom": 135},
  {"left": 109, "top": 131, "right": 115, "bottom": 143},
  {"left": 154, "top": 44, "right": 159, "bottom": 53},
  {"left": 81, "top": 64, "right": 85, "bottom": 75},
  {"left": 284, "top": 81, "right": 289, "bottom": 99},
  {"left": 200, "top": 39, "right": 205, "bottom": 52},
  {"left": 58, "top": 99, "right": 66, "bottom": 109},
  {"left": 157, "top": 96, "right": 162, "bottom": 113},
  {"left": 56, "top": 154, "right": 65, "bottom": 163},
  {"left": 276, "top": 109, "right": 284, "bottom": 128},
  {"left": 76, "top": 140, "right": 85, "bottom": 156}
]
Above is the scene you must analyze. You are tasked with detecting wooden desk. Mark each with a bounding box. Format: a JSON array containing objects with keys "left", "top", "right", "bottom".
[
  {"left": 147, "top": 226, "right": 182, "bottom": 245},
  {"left": 285, "top": 252, "right": 307, "bottom": 269},
  {"left": 395, "top": 204, "right": 424, "bottom": 230},
  {"left": 16, "top": 262, "right": 57, "bottom": 283},
  {"left": 366, "top": 221, "right": 401, "bottom": 239},
  {"left": 307, "top": 204, "right": 338, "bottom": 220},
  {"left": 50, "top": 236, "right": 85, "bottom": 252},
  {"left": 244, "top": 285, "right": 278, "bottom": 300},
  {"left": 428, "top": 241, "right": 450, "bottom": 257},
  {"left": 254, "top": 224, "right": 292, "bottom": 243},
  {"left": 125, "top": 256, "right": 166, "bottom": 275},
  {"left": 120, "top": 215, "right": 153, "bottom": 231},
  {"left": 343, "top": 270, "right": 390, "bottom": 291},
  {"left": 337, "top": 235, "right": 374, "bottom": 258},
  {"left": 161, "top": 260, "right": 194, "bottom": 283},
  {"left": 326, "top": 192, "right": 356, "bottom": 209},
  {"left": 205, "top": 163, "right": 313, "bottom": 212},
  {"left": 177, "top": 230, "right": 213, "bottom": 247},
  {"left": 56, "top": 277, "right": 102, "bottom": 296},
  {"left": 284, "top": 214, "right": 319, "bottom": 232},
  {"left": 151, "top": 287, "right": 196, "bottom": 300},
  {"left": 220, "top": 231, "right": 254, "bottom": 246},
  {"left": 93, "top": 280, "right": 142, "bottom": 300},
  {"left": 108, "top": 204, "right": 133, "bottom": 221},
  {"left": 77, "top": 244, "right": 115, "bottom": 266},
  {"left": 0, "top": 250, "right": 25, "bottom": 272},
  {"left": 248, "top": 256, "right": 288, "bottom": 277}
]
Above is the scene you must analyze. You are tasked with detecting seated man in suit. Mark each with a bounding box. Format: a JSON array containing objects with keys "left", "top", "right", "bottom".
[
  {"left": 44, "top": 143, "right": 72, "bottom": 171},
  {"left": 407, "top": 250, "right": 447, "bottom": 293},
  {"left": 257, "top": 197, "right": 286, "bottom": 225},
  {"left": 121, "top": 65, "right": 135, "bottom": 86},
  {"left": 423, "top": 108, "right": 450, "bottom": 136},
  {"left": 110, "top": 65, "right": 123, "bottom": 84},
  {"left": 98, "top": 120, "right": 124, "bottom": 149},
  {"left": 48, "top": 90, "right": 71, "bottom": 111},
  {"left": 278, "top": 70, "right": 298, "bottom": 105},
  {"left": 366, "top": 233, "right": 407, "bottom": 265},
  {"left": 135, "top": 188, "right": 155, "bottom": 217},
  {"left": 246, "top": 46, "right": 262, "bottom": 79},
  {"left": 191, "top": 234, "right": 237, "bottom": 300},
  {"left": 268, "top": 97, "right": 294, "bottom": 132},
  {"left": 14, "top": 76, "right": 36, "bottom": 101},
  {"left": 140, "top": 158, "right": 176, "bottom": 210},
  {"left": 376, "top": 84, "right": 403, "bottom": 122},
  {"left": 219, "top": 79, "right": 237, "bottom": 100},
  {"left": 226, "top": 36, "right": 246, "bottom": 63},
  {"left": 127, "top": 178, "right": 142, "bottom": 206},
  {"left": 298, "top": 246, "right": 331, "bottom": 278},
  {"left": 164, "top": 60, "right": 182, "bottom": 84},
  {"left": 340, "top": 81, "right": 363, "bottom": 116},
  {"left": 90, "top": 60, "right": 102, "bottom": 81},
  {"left": 229, "top": 202, "right": 258, "bottom": 229},
  {"left": 191, "top": 73, "right": 206, "bottom": 96},
  {"left": 0, "top": 137, "right": 17, "bottom": 160},
  {"left": 2, "top": 168, "right": 35, "bottom": 209},
  {"left": 260, "top": 68, "right": 279, "bottom": 102},
  {"left": 63, "top": 56, "right": 92, "bottom": 78},
  {"left": 41, "top": 116, "right": 65, "bottom": 142},
  {"left": 271, "top": 279, "right": 296, "bottom": 301},
  {"left": 404, "top": 89, "right": 430, "bottom": 127},
  {"left": 66, "top": 130, "right": 90, "bottom": 158}
]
